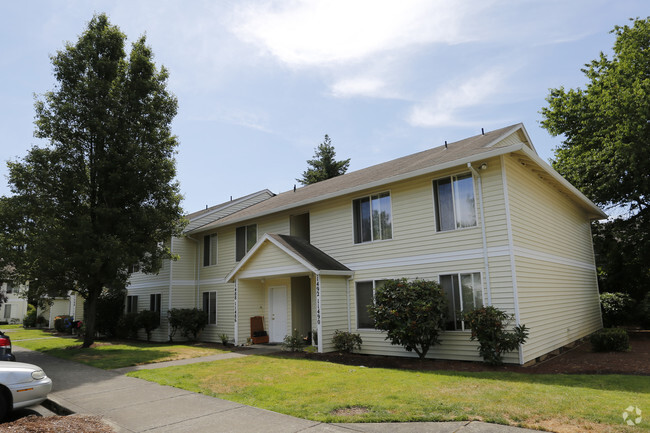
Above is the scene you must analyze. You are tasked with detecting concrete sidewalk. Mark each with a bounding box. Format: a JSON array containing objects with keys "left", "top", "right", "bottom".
[{"left": 13, "top": 346, "right": 538, "bottom": 433}]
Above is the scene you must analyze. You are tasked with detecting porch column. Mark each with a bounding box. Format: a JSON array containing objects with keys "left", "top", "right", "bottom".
[
  {"left": 234, "top": 279, "right": 239, "bottom": 345},
  {"left": 316, "top": 274, "right": 323, "bottom": 353}
]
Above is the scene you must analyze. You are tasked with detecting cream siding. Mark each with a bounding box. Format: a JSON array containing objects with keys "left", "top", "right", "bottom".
[
  {"left": 504, "top": 155, "right": 601, "bottom": 363},
  {"left": 319, "top": 275, "right": 349, "bottom": 352}
]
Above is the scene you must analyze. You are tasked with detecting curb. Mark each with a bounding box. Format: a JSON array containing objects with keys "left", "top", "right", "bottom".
[{"left": 41, "top": 397, "right": 74, "bottom": 416}]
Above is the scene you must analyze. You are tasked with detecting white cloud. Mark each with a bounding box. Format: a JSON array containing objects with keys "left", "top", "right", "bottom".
[
  {"left": 408, "top": 68, "right": 508, "bottom": 127},
  {"left": 231, "top": 0, "right": 491, "bottom": 67},
  {"left": 330, "top": 77, "right": 390, "bottom": 98}
]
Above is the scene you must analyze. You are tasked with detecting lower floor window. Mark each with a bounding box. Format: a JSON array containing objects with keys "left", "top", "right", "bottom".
[
  {"left": 202, "top": 291, "right": 217, "bottom": 325},
  {"left": 150, "top": 293, "right": 161, "bottom": 314},
  {"left": 3, "top": 304, "right": 11, "bottom": 319},
  {"left": 439, "top": 272, "right": 483, "bottom": 331},
  {"left": 355, "top": 280, "right": 387, "bottom": 329},
  {"left": 126, "top": 295, "right": 138, "bottom": 313}
]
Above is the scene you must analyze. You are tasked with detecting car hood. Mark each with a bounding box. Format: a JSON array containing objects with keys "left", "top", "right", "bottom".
[{"left": 0, "top": 361, "right": 48, "bottom": 384}]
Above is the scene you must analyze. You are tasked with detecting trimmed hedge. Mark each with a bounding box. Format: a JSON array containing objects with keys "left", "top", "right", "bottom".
[{"left": 590, "top": 328, "right": 630, "bottom": 352}]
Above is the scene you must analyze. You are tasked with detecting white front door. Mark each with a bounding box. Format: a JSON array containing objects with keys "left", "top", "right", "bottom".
[{"left": 269, "top": 286, "right": 288, "bottom": 343}]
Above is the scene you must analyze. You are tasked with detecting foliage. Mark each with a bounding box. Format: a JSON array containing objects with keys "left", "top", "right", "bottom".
[
  {"left": 167, "top": 308, "right": 207, "bottom": 341},
  {"left": 590, "top": 328, "right": 630, "bottom": 352},
  {"left": 296, "top": 135, "right": 350, "bottom": 185},
  {"left": 54, "top": 315, "right": 73, "bottom": 333},
  {"left": 94, "top": 288, "right": 126, "bottom": 337},
  {"left": 464, "top": 307, "right": 529, "bottom": 365},
  {"left": 0, "top": 13, "right": 185, "bottom": 348},
  {"left": 641, "top": 291, "right": 650, "bottom": 329},
  {"left": 332, "top": 330, "right": 363, "bottom": 353},
  {"left": 136, "top": 310, "right": 160, "bottom": 341},
  {"left": 219, "top": 334, "right": 229, "bottom": 346},
  {"left": 540, "top": 18, "right": 650, "bottom": 302},
  {"left": 599, "top": 292, "right": 635, "bottom": 327},
  {"left": 116, "top": 312, "right": 140, "bottom": 339},
  {"left": 23, "top": 304, "right": 37, "bottom": 328},
  {"left": 282, "top": 329, "right": 305, "bottom": 352},
  {"left": 369, "top": 278, "right": 447, "bottom": 359}
]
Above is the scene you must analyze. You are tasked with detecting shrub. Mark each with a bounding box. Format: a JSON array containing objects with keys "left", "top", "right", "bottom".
[
  {"left": 95, "top": 288, "right": 126, "bottom": 337},
  {"left": 332, "top": 330, "right": 363, "bottom": 353},
  {"left": 54, "top": 315, "right": 73, "bottom": 333},
  {"left": 136, "top": 310, "right": 160, "bottom": 341},
  {"left": 369, "top": 278, "right": 447, "bottom": 359},
  {"left": 464, "top": 306, "right": 529, "bottom": 365},
  {"left": 116, "top": 312, "right": 140, "bottom": 339},
  {"left": 219, "top": 333, "right": 229, "bottom": 346},
  {"left": 23, "top": 304, "right": 37, "bottom": 328},
  {"left": 590, "top": 328, "right": 630, "bottom": 352},
  {"left": 167, "top": 308, "right": 207, "bottom": 341},
  {"left": 599, "top": 292, "right": 634, "bottom": 327},
  {"left": 282, "top": 329, "right": 305, "bottom": 352}
]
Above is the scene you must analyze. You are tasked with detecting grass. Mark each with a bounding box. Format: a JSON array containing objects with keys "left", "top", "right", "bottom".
[
  {"left": 11, "top": 329, "right": 228, "bottom": 369},
  {"left": 129, "top": 355, "right": 650, "bottom": 432}
]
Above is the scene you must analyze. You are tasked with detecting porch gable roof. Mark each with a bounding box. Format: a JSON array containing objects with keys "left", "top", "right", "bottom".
[{"left": 226, "top": 233, "right": 353, "bottom": 282}]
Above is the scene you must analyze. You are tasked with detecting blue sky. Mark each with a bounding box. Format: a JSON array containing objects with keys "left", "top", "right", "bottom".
[{"left": 0, "top": 1, "right": 646, "bottom": 213}]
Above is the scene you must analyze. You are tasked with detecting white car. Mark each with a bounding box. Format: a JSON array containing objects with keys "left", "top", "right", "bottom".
[{"left": 0, "top": 361, "right": 52, "bottom": 420}]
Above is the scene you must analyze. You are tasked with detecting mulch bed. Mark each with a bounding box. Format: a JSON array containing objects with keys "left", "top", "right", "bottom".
[{"left": 274, "top": 331, "right": 650, "bottom": 375}]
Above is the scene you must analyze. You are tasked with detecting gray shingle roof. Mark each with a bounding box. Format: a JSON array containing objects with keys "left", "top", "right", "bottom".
[
  {"left": 190, "top": 124, "right": 525, "bottom": 233},
  {"left": 268, "top": 234, "right": 351, "bottom": 272}
]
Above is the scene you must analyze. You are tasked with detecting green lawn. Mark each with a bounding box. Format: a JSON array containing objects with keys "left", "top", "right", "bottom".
[
  {"left": 12, "top": 330, "right": 228, "bottom": 369},
  {"left": 129, "top": 355, "right": 650, "bottom": 432}
]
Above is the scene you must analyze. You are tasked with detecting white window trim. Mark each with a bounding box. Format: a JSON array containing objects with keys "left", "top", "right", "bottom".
[
  {"left": 432, "top": 172, "right": 479, "bottom": 233},
  {"left": 203, "top": 291, "right": 217, "bottom": 326},
  {"left": 235, "top": 224, "right": 258, "bottom": 262},
  {"left": 351, "top": 190, "right": 394, "bottom": 245},
  {"left": 355, "top": 279, "right": 390, "bottom": 331},
  {"left": 438, "top": 271, "right": 484, "bottom": 332}
]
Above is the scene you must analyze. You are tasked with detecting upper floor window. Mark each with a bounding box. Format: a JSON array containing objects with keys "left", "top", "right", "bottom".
[
  {"left": 439, "top": 272, "right": 483, "bottom": 331},
  {"left": 203, "top": 234, "right": 218, "bottom": 267},
  {"left": 433, "top": 174, "right": 476, "bottom": 231},
  {"left": 236, "top": 224, "right": 257, "bottom": 261},
  {"left": 355, "top": 279, "right": 388, "bottom": 329},
  {"left": 5, "top": 283, "right": 14, "bottom": 294},
  {"left": 353, "top": 192, "right": 393, "bottom": 244},
  {"left": 128, "top": 263, "right": 140, "bottom": 274}
]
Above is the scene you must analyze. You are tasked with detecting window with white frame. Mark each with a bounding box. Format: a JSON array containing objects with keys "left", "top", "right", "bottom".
[
  {"left": 433, "top": 174, "right": 477, "bottom": 231},
  {"left": 5, "top": 283, "right": 14, "bottom": 294},
  {"left": 202, "top": 291, "right": 217, "bottom": 325},
  {"left": 203, "top": 234, "right": 218, "bottom": 267},
  {"left": 439, "top": 272, "right": 483, "bottom": 330},
  {"left": 235, "top": 224, "right": 257, "bottom": 261},
  {"left": 3, "top": 304, "right": 11, "bottom": 319},
  {"left": 150, "top": 293, "right": 161, "bottom": 314},
  {"left": 355, "top": 280, "right": 388, "bottom": 329},
  {"left": 129, "top": 263, "right": 140, "bottom": 273},
  {"left": 353, "top": 192, "right": 393, "bottom": 244},
  {"left": 126, "top": 295, "right": 138, "bottom": 313}
]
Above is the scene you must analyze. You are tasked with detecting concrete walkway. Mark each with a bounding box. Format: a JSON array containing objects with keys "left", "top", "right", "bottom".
[{"left": 13, "top": 346, "right": 539, "bottom": 433}]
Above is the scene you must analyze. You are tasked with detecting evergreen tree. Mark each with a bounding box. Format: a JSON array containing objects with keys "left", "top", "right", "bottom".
[{"left": 297, "top": 135, "right": 350, "bottom": 185}]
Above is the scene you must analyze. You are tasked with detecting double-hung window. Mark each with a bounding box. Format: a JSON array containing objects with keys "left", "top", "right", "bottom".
[
  {"left": 236, "top": 224, "right": 257, "bottom": 261},
  {"left": 433, "top": 174, "right": 477, "bottom": 231},
  {"left": 439, "top": 272, "right": 483, "bottom": 330},
  {"left": 150, "top": 293, "right": 161, "bottom": 314},
  {"left": 3, "top": 305, "right": 11, "bottom": 319},
  {"left": 126, "top": 295, "right": 138, "bottom": 314},
  {"left": 353, "top": 192, "right": 393, "bottom": 244},
  {"left": 203, "top": 234, "right": 218, "bottom": 267},
  {"left": 355, "top": 280, "right": 388, "bottom": 329},
  {"left": 202, "top": 291, "right": 217, "bottom": 325}
]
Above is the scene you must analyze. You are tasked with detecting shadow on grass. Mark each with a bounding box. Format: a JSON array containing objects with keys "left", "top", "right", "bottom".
[
  {"left": 42, "top": 346, "right": 175, "bottom": 370},
  {"left": 257, "top": 353, "right": 650, "bottom": 395}
]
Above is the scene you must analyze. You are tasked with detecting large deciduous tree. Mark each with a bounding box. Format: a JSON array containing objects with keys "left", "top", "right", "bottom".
[
  {"left": 297, "top": 135, "right": 350, "bottom": 185},
  {"left": 0, "top": 14, "right": 185, "bottom": 347},
  {"left": 540, "top": 17, "right": 650, "bottom": 300}
]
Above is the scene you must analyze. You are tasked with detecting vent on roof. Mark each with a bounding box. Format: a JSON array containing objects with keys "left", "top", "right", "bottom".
[
  {"left": 444, "top": 141, "right": 448, "bottom": 149},
  {"left": 481, "top": 128, "right": 485, "bottom": 135}
]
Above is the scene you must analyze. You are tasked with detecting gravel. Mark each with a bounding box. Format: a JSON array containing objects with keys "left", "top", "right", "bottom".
[{"left": 0, "top": 415, "right": 114, "bottom": 433}]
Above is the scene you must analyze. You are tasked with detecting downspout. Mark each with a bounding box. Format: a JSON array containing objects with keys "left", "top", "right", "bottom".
[
  {"left": 346, "top": 276, "right": 354, "bottom": 333},
  {"left": 185, "top": 235, "right": 201, "bottom": 309},
  {"left": 168, "top": 236, "right": 174, "bottom": 341},
  {"left": 467, "top": 162, "right": 492, "bottom": 306},
  {"left": 315, "top": 273, "right": 323, "bottom": 353}
]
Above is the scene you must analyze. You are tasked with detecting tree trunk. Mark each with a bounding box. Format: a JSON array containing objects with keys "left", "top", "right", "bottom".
[{"left": 82, "top": 285, "right": 101, "bottom": 348}]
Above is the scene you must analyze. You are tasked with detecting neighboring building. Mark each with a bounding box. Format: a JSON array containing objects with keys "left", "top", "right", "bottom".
[
  {"left": 37, "top": 292, "right": 84, "bottom": 327},
  {"left": 0, "top": 282, "right": 29, "bottom": 324},
  {"left": 127, "top": 124, "right": 606, "bottom": 364}
]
